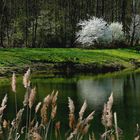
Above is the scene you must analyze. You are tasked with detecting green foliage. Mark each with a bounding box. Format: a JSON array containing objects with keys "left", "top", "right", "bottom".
[
  {"left": 0, "top": 48, "right": 139, "bottom": 69},
  {"left": 10, "top": 20, "right": 24, "bottom": 47},
  {"left": 36, "top": 8, "right": 62, "bottom": 47},
  {"left": 1, "top": 0, "right": 137, "bottom": 48}
]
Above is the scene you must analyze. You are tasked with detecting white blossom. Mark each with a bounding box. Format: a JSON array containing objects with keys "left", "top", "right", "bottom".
[
  {"left": 109, "top": 22, "right": 125, "bottom": 42},
  {"left": 76, "top": 16, "right": 112, "bottom": 47}
]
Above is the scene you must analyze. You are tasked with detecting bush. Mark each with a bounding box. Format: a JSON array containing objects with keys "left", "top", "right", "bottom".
[
  {"left": 76, "top": 17, "right": 112, "bottom": 47},
  {"left": 109, "top": 22, "right": 125, "bottom": 42}
]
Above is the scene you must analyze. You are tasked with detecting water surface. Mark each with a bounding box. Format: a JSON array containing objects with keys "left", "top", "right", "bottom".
[{"left": 0, "top": 71, "right": 140, "bottom": 139}]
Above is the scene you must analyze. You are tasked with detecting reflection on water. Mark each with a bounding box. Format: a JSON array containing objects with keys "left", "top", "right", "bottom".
[
  {"left": 77, "top": 78, "right": 124, "bottom": 109},
  {"left": 0, "top": 72, "right": 140, "bottom": 139}
]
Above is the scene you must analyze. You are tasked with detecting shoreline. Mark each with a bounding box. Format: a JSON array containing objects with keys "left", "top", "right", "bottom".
[{"left": 0, "top": 61, "right": 138, "bottom": 77}]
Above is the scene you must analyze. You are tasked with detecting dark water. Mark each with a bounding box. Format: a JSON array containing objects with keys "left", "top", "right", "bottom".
[{"left": 0, "top": 71, "right": 140, "bottom": 139}]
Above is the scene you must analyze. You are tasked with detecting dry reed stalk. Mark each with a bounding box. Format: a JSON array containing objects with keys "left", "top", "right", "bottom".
[
  {"left": 89, "top": 133, "right": 96, "bottom": 140},
  {"left": 55, "top": 121, "right": 61, "bottom": 129},
  {"left": 134, "top": 124, "right": 140, "bottom": 140},
  {"left": 68, "top": 97, "right": 75, "bottom": 129},
  {"left": 23, "top": 68, "right": 31, "bottom": 88},
  {"left": 82, "top": 124, "right": 90, "bottom": 135},
  {"left": 114, "top": 112, "right": 119, "bottom": 140},
  {"left": 11, "top": 73, "right": 16, "bottom": 93},
  {"left": 23, "top": 87, "right": 31, "bottom": 139},
  {"left": 29, "top": 87, "right": 36, "bottom": 109},
  {"left": 69, "top": 114, "right": 75, "bottom": 130},
  {"left": 67, "top": 128, "right": 78, "bottom": 140},
  {"left": 55, "top": 121, "right": 61, "bottom": 139},
  {"left": 11, "top": 108, "right": 24, "bottom": 140},
  {"left": 79, "top": 100, "right": 87, "bottom": 121}
]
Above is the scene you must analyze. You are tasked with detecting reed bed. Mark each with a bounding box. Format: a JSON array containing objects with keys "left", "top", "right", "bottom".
[{"left": 0, "top": 69, "right": 139, "bottom": 140}]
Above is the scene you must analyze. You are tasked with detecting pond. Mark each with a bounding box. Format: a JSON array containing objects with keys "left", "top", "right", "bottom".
[{"left": 0, "top": 70, "right": 140, "bottom": 140}]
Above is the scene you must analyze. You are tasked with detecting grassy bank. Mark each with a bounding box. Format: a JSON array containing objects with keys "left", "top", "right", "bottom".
[{"left": 0, "top": 48, "right": 140, "bottom": 75}]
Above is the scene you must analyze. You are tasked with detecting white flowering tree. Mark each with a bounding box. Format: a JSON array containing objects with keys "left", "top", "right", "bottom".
[
  {"left": 109, "top": 22, "right": 125, "bottom": 42},
  {"left": 76, "top": 17, "right": 112, "bottom": 47},
  {"left": 130, "top": 14, "right": 140, "bottom": 46}
]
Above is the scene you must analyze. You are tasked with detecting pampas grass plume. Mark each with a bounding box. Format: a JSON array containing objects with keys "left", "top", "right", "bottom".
[{"left": 11, "top": 73, "right": 16, "bottom": 93}]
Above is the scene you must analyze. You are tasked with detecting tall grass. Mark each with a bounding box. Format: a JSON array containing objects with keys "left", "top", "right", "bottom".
[{"left": 0, "top": 69, "right": 138, "bottom": 140}]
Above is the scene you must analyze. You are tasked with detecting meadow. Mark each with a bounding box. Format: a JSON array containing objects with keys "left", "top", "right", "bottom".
[{"left": 0, "top": 48, "right": 140, "bottom": 76}]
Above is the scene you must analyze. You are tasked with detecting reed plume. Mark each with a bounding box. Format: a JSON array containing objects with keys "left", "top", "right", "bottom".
[
  {"left": 51, "top": 91, "right": 58, "bottom": 119},
  {"left": 67, "top": 100, "right": 94, "bottom": 140},
  {"left": 44, "top": 95, "right": 51, "bottom": 106},
  {"left": 52, "top": 91, "right": 58, "bottom": 107},
  {"left": 3, "top": 119, "right": 8, "bottom": 129},
  {"left": 11, "top": 73, "right": 18, "bottom": 116},
  {"left": 11, "top": 73, "right": 16, "bottom": 93},
  {"left": 102, "top": 93, "right": 113, "bottom": 128},
  {"left": 2, "top": 72, "right": 138, "bottom": 140},
  {"left": 12, "top": 108, "right": 24, "bottom": 129},
  {"left": 68, "top": 97, "right": 75, "bottom": 129},
  {"left": 68, "top": 97, "right": 75, "bottom": 114},
  {"left": 35, "top": 102, "right": 42, "bottom": 113},
  {"left": 29, "top": 87, "right": 36, "bottom": 109},
  {"left": 0, "top": 94, "right": 7, "bottom": 115},
  {"left": 0, "top": 106, "right": 6, "bottom": 115},
  {"left": 23, "top": 68, "right": 31, "bottom": 88},
  {"left": 41, "top": 104, "right": 48, "bottom": 124},
  {"left": 79, "top": 100, "right": 87, "bottom": 121},
  {"left": 51, "top": 105, "right": 57, "bottom": 119},
  {"left": 85, "top": 111, "right": 95, "bottom": 124},
  {"left": 23, "top": 87, "right": 30, "bottom": 106},
  {"left": 1, "top": 94, "right": 7, "bottom": 108}
]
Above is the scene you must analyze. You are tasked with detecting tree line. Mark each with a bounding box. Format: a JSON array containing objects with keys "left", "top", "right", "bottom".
[{"left": 0, "top": 0, "right": 140, "bottom": 48}]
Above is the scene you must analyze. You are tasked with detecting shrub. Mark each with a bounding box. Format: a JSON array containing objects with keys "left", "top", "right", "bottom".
[
  {"left": 109, "top": 22, "right": 125, "bottom": 42},
  {"left": 76, "top": 17, "right": 112, "bottom": 47}
]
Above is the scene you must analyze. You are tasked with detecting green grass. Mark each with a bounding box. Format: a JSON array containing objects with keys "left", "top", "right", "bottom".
[{"left": 0, "top": 48, "right": 139, "bottom": 68}]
